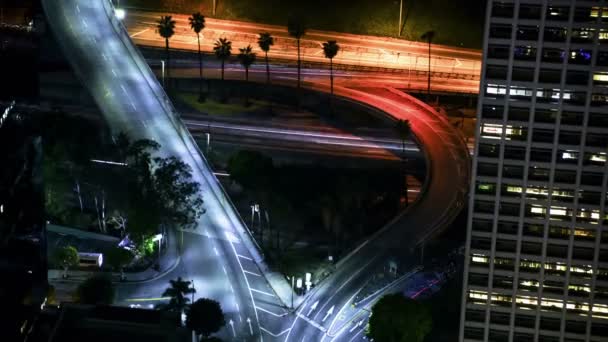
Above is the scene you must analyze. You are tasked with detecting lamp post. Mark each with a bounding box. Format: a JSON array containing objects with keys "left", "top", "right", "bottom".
[
  {"left": 398, "top": 0, "right": 403, "bottom": 36},
  {"left": 421, "top": 31, "right": 435, "bottom": 100},
  {"left": 152, "top": 233, "right": 163, "bottom": 262},
  {"left": 161, "top": 60, "right": 166, "bottom": 88}
]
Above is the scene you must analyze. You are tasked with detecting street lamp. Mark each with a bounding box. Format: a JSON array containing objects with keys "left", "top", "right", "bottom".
[
  {"left": 115, "top": 8, "right": 126, "bottom": 20},
  {"left": 152, "top": 233, "right": 163, "bottom": 261},
  {"left": 421, "top": 30, "right": 436, "bottom": 100},
  {"left": 161, "top": 60, "right": 166, "bottom": 88}
]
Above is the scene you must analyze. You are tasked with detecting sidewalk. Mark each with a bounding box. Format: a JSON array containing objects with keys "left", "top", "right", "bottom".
[{"left": 48, "top": 228, "right": 181, "bottom": 285}]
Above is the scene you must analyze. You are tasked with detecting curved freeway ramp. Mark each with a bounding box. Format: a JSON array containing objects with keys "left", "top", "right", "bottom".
[{"left": 284, "top": 83, "right": 470, "bottom": 341}]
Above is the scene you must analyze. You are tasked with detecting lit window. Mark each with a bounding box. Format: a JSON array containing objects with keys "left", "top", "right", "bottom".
[
  {"left": 472, "top": 254, "right": 489, "bottom": 263},
  {"left": 562, "top": 150, "right": 579, "bottom": 160},
  {"left": 594, "top": 73, "right": 608, "bottom": 82}
]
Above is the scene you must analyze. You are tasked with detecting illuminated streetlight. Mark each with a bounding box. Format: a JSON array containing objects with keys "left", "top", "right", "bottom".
[
  {"left": 152, "top": 233, "right": 163, "bottom": 261},
  {"left": 115, "top": 8, "right": 126, "bottom": 20}
]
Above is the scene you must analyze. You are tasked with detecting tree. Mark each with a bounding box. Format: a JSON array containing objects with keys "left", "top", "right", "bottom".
[
  {"left": 367, "top": 294, "right": 432, "bottom": 342},
  {"left": 189, "top": 12, "right": 206, "bottom": 101},
  {"left": 157, "top": 15, "right": 176, "bottom": 88},
  {"left": 160, "top": 277, "right": 195, "bottom": 313},
  {"left": 53, "top": 245, "right": 79, "bottom": 278},
  {"left": 257, "top": 32, "right": 274, "bottom": 84},
  {"left": 227, "top": 150, "right": 274, "bottom": 192},
  {"left": 287, "top": 14, "right": 307, "bottom": 89},
  {"left": 105, "top": 247, "right": 133, "bottom": 280},
  {"left": 420, "top": 30, "right": 436, "bottom": 99},
  {"left": 186, "top": 298, "right": 226, "bottom": 339},
  {"left": 213, "top": 38, "right": 232, "bottom": 81},
  {"left": 237, "top": 45, "right": 256, "bottom": 81},
  {"left": 75, "top": 274, "right": 115, "bottom": 305},
  {"left": 322, "top": 40, "right": 340, "bottom": 100},
  {"left": 153, "top": 156, "right": 205, "bottom": 230}
]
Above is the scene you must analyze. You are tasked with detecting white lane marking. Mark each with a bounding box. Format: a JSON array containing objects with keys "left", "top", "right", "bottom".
[
  {"left": 225, "top": 232, "right": 261, "bottom": 335},
  {"left": 229, "top": 284, "right": 234, "bottom": 293},
  {"left": 255, "top": 306, "right": 288, "bottom": 317},
  {"left": 260, "top": 327, "right": 291, "bottom": 337},
  {"left": 130, "top": 28, "right": 150, "bottom": 38},
  {"left": 250, "top": 288, "right": 276, "bottom": 297},
  {"left": 295, "top": 312, "right": 328, "bottom": 332},
  {"left": 81, "top": 19, "right": 88, "bottom": 28},
  {"left": 76, "top": 5, "right": 80, "bottom": 13},
  {"left": 247, "top": 317, "right": 253, "bottom": 335},
  {"left": 222, "top": 265, "right": 227, "bottom": 275},
  {"left": 322, "top": 305, "right": 335, "bottom": 322},
  {"left": 228, "top": 319, "right": 236, "bottom": 337},
  {"left": 102, "top": 53, "right": 108, "bottom": 61},
  {"left": 235, "top": 302, "right": 240, "bottom": 312},
  {"left": 243, "top": 270, "right": 261, "bottom": 277},
  {"left": 120, "top": 84, "right": 127, "bottom": 94},
  {"left": 130, "top": 102, "right": 137, "bottom": 111},
  {"left": 214, "top": 247, "right": 219, "bottom": 256},
  {"left": 307, "top": 300, "right": 319, "bottom": 316},
  {"left": 112, "top": 69, "right": 117, "bottom": 77},
  {"left": 237, "top": 254, "right": 253, "bottom": 261},
  {"left": 348, "top": 328, "right": 364, "bottom": 342}
]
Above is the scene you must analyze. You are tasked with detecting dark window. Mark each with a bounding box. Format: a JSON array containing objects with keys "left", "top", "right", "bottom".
[
  {"left": 597, "top": 51, "right": 608, "bottom": 66},
  {"left": 586, "top": 133, "right": 608, "bottom": 148},
  {"left": 534, "top": 109, "right": 558, "bottom": 123},
  {"left": 477, "top": 162, "right": 498, "bottom": 176},
  {"left": 486, "top": 65, "right": 508, "bottom": 79},
  {"left": 589, "top": 112, "right": 608, "bottom": 127},
  {"left": 492, "top": 2, "right": 514, "bottom": 18},
  {"left": 519, "top": 4, "right": 541, "bottom": 20},
  {"left": 544, "top": 27, "right": 567, "bottom": 42},
  {"left": 496, "top": 239, "right": 517, "bottom": 252},
  {"left": 522, "top": 242, "right": 542, "bottom": 255},
  {"left": 532, "top": 129, "right": 554, "bottom": 143},
  {"left": 503, "top": 165, "right": 524, "bottom": 179},
  {"left": 482, "top": 105, "right": 503, "bottom": 119},
  {"left": 573, "top": 247, "right": 595, "bottom": 261},
  {"left": 523, "top": 224, "right": 544, "bottom": 237},
  {"left": 540, "top": 317, "right": 561, "bottom": 330},
  {"left": 554, "top": 169, "right": 576, "bottom": 183},
  {"left": 566, "top": 321, "right": 587, "bottom": 334},
  {"left": 566, "top": 71, "right": 589, "bottom": 85},
  {"left": 499, "top": 202, "right": 520, "bottom": 216},
  {"left": 479, "top": 143, "right": 499, "bottom": 157},
  {"left": 581, "top": 172, "right": 603, "bottom": 186},
  {"left": 516, "top": 25, "right": 539, "bottom": 41},
  {"left": 529, "top": 167, "right": 550, "bottom": 181},
  {"left": 466, "top": 309, "right": 486, "bottom": 322},
  {"left": 464, "top": 327, "right": 484, "bottom": 340},
  {"left": 561, "top": 111, "right": 584, "bottom": 125},
  {"left": 514, "top": 46, "right": 537, "bottom": 61},
  {"left": 591, "top": 323, "right": 608, "bottom": 337},
  {"left": 490, "top": 24, "right": 512, "bottom": 39},
  {"left": 546, "top": 6, "right": 569, "bottom": 21},
  {"left": 508, "top": 106, "right": 529, "bottom": 121},
  {"left": 547, "top": 244, "right": 566, "bottom": 257},
  {"left": 514, "top": 333, "right": 534, "bottom": 342},
  {"left": 475, "top": 201, "right": 495, "bottom": 214},
  {"left": 516, "top": 314, "right": 536, "bottom": 328},
  {"left": 488, "top": 44, "right": 510, "bottom": 59},
  {"left": 491, "top": 312, "right": 511, "bottom": 325},
  {"left": 471, "top": 237, "right": 492, "bottom": 250},
  {"left": 497, "top": 221, "right": 518, "bottom": 235},
  {"left": 489, "top": 329, "right": 509, "bottom": 342},
  {"left": 512, "top": 67, "right": 534, "bottom": 82},
  {"left": 472, "top": 219, "right": 493, "bottom": 232},
  {"left": 539, "top": 69, "right": 561, "bottom": 84},
  {"left": 504, "top": 145, "right": 525, "bottom": 160},
  {"left": 530, "top": 148, "right": 552, "bottom": 162},
  {"left": 558, "top": 131, "right": 581, "bottom": 145},
  {"left": 542, "top": 48, "right": 565, "bottom": 63},
  {"left": 579, "top": 191, "right": 602, "bottom": 205}
]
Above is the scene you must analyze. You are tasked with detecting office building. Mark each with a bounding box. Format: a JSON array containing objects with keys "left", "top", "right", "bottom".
[{"left": 460, "top": 1, "right": 608, "bottom": 341}]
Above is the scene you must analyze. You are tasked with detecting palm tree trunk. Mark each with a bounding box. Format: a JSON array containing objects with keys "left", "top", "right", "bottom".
[
  {"left": 330, "top": 57, "right": 334, "bottom": 96},
  {"left": 297, "top": 39, "right": 301, "bottom": 89},
  {"left": 265, "top": 51, "right": 270, "bottom": 84},
  {"left": 245, "top": 67, "right": 249, "bottom": 81},
  {"left": 165, "top": 38, "right": 170, "bottom": 88},
  {"left": 221, "top": 60, "right": 225, "bottom": 80},
  {"left": 197, "top": 33, "right": 203, "bottom": 98}
]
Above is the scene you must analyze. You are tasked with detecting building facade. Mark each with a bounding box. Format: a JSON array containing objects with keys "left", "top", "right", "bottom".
[{"left": 460, "top": 1, "right": 608, "bottom": 341}]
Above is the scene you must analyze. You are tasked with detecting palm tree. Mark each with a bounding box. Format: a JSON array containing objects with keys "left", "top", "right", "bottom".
[
  {"left": 188, "top": 12, "right": 206, "bottom": 101},
  {"left": 157, "top": 16, "right": 176, "bottom": 88},
  {"left": 237, "top": 45, "right": 256, "bottom": 81},
  {"left": 213, "top": 38, "right": 232, "bottom": 81},
  {"left": 160, "top": 277, "right": 196, "bottom": 313},
  {"left": 322, "top": 40, "right": 340, "bottom": 98},
  {"left": 257, "top": 32, "right": 274, "bottom": 84},
  {"left": 420, "top": 30, "right": 435, "bottom": 99},
  {"left": 287, "top": 15, "right": 307, "bottom": 89}
]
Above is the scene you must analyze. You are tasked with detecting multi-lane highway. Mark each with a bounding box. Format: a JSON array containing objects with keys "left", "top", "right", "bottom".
[
  {"left": 42, "top": 0, "right": 288, "bottom": 340},
  {"left": 124, "top": 9, "right": 481, "bottom": 78},
  {"left": 44, "top": 1, "right": 471, "bottom": 341}
]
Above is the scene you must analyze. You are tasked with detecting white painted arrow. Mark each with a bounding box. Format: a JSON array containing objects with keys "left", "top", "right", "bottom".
[
  {"left": 307, "top": 300, "right": 319, "bottom": 316},
  {"left": 322, "top": 305, "right": 335, "bottom": 322},
  {"left": 349, "top": 320, "right": 363, "bottom": 333},
  {"left": 247, "top": 317, "right": 253, "bottom": 335},
  {"left": 229, "top": 319, "right": 236, "bottom": 337}
]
